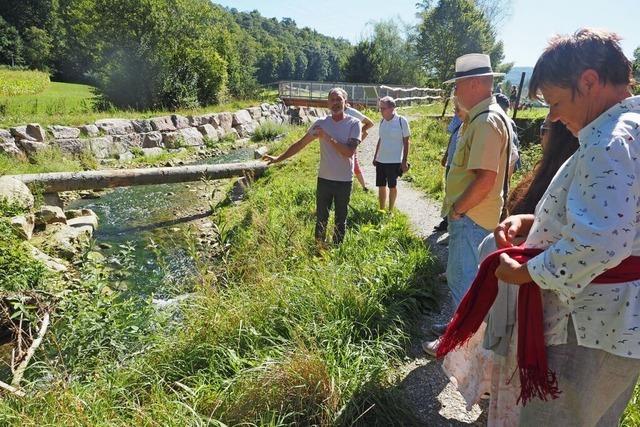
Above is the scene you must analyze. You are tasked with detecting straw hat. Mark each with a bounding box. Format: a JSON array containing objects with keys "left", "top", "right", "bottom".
[{"left": 444, "top": 53, "right": 505, "bottom": 84}]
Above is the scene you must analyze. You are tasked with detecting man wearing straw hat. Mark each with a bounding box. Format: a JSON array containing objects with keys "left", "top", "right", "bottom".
[{"left": 425, "top": 53, "right": 511, "bottom": 352}]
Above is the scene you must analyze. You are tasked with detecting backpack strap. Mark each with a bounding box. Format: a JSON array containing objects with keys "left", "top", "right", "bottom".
[
  {"left": 469, "top": 109, "right": 512, "bottom": 221},
  {"left": 379, "top": 115, "right": 406, "bottom": 140}
]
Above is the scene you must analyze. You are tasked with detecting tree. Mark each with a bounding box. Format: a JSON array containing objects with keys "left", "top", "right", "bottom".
[
  {"left": 305, "top": 46, "right": 329, "bottom": 81},
  {"left": 22, "top": 26, "right": 53, "bottom": 70},
  {"left": 0, "top": 17, "right": 24, "bottom": 66},
  {"left": 344, "top": 20, "right": 426, "bottom": 85},
  {"left": 344, "top": 40, "right": 382, "bottom": 83},
  {"left": 416, "top": 0, "right": 505, "bottom": 84},
  {"left": 294, "top": 51, "right": 308, "bottom": 80}
]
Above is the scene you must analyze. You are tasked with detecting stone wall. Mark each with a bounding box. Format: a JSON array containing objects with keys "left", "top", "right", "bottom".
[{"left": 0, "top": 103, "right": 329, "bottom": 161}]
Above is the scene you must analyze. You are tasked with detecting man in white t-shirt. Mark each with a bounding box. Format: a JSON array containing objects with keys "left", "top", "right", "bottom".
[
  {"left": 345, "top": 104, "right": 374, "bottom": 191},
  {"left": 372, "top": 96, "right": 410, "bottom": 211},
  {"left": 264, "top": 88, "right": 361, "bottom": 245}
]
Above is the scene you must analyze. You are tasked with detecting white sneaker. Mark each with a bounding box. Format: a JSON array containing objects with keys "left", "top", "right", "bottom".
[{"left": 422, "top": 338, "right": 440, "bottom": 357}]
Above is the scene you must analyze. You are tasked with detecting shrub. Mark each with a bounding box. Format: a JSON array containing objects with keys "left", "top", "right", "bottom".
[
  {"left": 130, "top": 146, "right": 144, "bottom": 158},
  {"left": 251, "top": 121, "right": 289, "bottom": 142}
]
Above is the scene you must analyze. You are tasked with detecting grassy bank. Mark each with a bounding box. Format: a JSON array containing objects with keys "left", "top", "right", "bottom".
[
  {"left": 0, "top": 68, "right": 278, "bottom": 128},
  {"left": 404, "top": 116, "right": 450, "bottom": 200},
  {"left": 0, "top": 68, "right": 51, "bottom": 97},
  {"left": 0, "top": 127, "right": 440, "bottom": 425}
]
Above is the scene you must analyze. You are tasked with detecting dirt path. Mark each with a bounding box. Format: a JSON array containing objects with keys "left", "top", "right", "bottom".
[{"left": 358, "top": 122, "right": 486, "bottom": 426}]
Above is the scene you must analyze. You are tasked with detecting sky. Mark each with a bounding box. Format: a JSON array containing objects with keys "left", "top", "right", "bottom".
[{"left": 214, "top": 0, "right": 639, "bottom": 67}]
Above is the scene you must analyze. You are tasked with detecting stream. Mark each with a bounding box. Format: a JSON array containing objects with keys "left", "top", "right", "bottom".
[{"left": 67, "top": 147, "right": 255, "bottom": 298}]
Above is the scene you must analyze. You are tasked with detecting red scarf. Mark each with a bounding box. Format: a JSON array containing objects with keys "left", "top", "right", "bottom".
[{"left": 436, "top": 245, "right": 640, "bottom": 405}]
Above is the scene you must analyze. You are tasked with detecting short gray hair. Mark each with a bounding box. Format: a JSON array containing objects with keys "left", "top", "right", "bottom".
[
  {"left": 379, "top": 96, "right": 396, "bottom": 108},
  {"left": 529, "top": 28, "right": 632, "bottom": 99},
  {"left": 328, "top": 87, "right": 348, "bottom": 100}
]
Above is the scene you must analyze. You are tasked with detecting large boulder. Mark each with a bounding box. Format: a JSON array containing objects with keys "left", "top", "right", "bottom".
[
  {"left": 95, "top": 119, "right": 134, "bottom": 135},
  {"left": 246, "top": 106, "right": 262, "bottom": 120},
  {"left": 27, "top": 244, "right": 68, "bottom": 272},
  {"left": 188, "top": 114, "right": 216, "bottom": 127},
  {"left": 11, "top": 124, "right": 47, "bottom": 142},
  {"left": 197, "top": 124, "right": 218, "bottom": 141},
  {"left": 150, "top": 116, "right": 176, "bottom": 132},
  {"left": 89, "top": 136, "right": 116, "bottom": 159},
  {"left": 131, "top": 119, "right": 154, "bottom": 133},
  {"left": 55, "top": 138, "right": 89, "bottom": 155},
  {"left": 16, "top": 139, "right": 48, "bottom": 156},
  {"left": 162, "top": 132, "right": 181, "bottom": 149},
  {"left": 171, "top": 114, "right": 190, "bottom": 129},
  {"left": 113, "top": 133, "right": 142, "bottom": 149},
  {"left": 178, "top": 127, "right": 204, "bottom": 146},
  {"left": 34, "top": 223, "right": 92, "bottom": 261},
  {"left": 48, "top": 125, "right": 81, "bottom": 139},
  {"left": 217, "top": 112, "right": 233, "bottom": 131},
  {"left": 79, "top": 124, "right": 100, "bottom": 137},
  {"left": 67, "top": 210, "right": 98, "bottom": 230},
  {"left": 10, "top": 214, "right": 35, "bottom": 240},
  {"left": 0, "top": 176, "right": 34, "bottom": 209},
  {"left": 234, "top": 122, "right": 258, "bottom": 138},
  {"left": 142, "top": 131, "right": 163, "bottom": 148},
  {"left": 0, "top": 129, "right": 24, "bottom": 158},
  {"left": 232, "top": 110, "right": 252, "bottom": 127},
  {"left": 36, "top": 205, "right": 67, "bottom": 226}
]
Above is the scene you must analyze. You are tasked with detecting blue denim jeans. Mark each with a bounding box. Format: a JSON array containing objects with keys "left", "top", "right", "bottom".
[{"left": 446, "top": 215, "right": 491, "bottom": 306}]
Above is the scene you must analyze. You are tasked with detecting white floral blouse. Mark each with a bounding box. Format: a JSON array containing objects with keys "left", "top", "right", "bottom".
[{"left": 526, "top": 96, "right": 640, "bottom": 358}]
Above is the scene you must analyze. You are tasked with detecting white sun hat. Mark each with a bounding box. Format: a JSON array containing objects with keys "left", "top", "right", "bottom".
[{"left": 444, "top": 53, "right": 505, "bottom": 84}]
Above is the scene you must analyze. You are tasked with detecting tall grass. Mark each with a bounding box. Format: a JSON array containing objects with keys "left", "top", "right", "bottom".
[
  {"left": 0, "top": 147, "right": 86, "bottom": 175},
  {"left": 0, "top": 127, "right": 440, "bottom": 425},
  {"left": 0, "top": 67, "right": 50, "bottom": 96},
  {"left": 403, "top": 116, "right": 449, "bottom": 200},
  {"left": 251, "top": 121, "right": 290, "bottom": 142}
]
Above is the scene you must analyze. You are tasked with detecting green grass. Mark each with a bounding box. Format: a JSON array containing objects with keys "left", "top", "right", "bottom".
[
  {"left": 400, "top": 102, "right": 447, "bottom": 117},
  {"left": 622, "top": 383, "right": 640, "bottom": 426},
  {"left": 251, "top": 121, "right": 290, "bottom": 142},
  {"left": 0, "top": 147, "right": 86, "bottom": 175},
  {"left": 0, "top": 68, "right": 278, "bottom": 128},
  {"left": 0, "top": 126, "right": 441, "bottom": 425},
  {"left": 403, "top": 116, "right": 449, "bottom": 200},
  {"left": 0, "top": 67, "right": 51, "bottom": 97},
  {"left": 512, "top": 106, "right": 548, "bottom": 119}
]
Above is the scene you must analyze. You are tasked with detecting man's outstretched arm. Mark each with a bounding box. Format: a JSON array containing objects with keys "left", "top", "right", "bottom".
[{"left": 263, "top": 131, "right": 317, "bottom": 164}]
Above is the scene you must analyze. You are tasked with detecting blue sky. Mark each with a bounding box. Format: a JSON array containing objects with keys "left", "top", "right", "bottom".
[{"left": 215, "top": 0, "right": 639, "bottom": 67}]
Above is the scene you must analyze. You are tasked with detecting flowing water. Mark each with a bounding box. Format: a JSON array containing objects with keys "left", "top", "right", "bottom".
[{"left": 67, "top": 148, "right": 254, "bottom": 298}]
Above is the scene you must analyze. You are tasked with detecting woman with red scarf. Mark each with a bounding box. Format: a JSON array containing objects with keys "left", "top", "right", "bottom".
[{"left": 438, "top": 28, "right": 640, "bottom": 426}]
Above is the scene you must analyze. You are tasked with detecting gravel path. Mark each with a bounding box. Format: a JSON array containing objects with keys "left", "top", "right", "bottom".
[{"left": 358, "top": 121, "right": 486, "bottom": 426}]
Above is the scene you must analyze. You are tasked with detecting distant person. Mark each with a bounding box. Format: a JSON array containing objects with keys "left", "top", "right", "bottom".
[
  {"left": 509, "top": 85, "right": 518, "bottom": 109},
  {"left": 345, "top": 104, "right": 375, "bottom": 191},
  {"left": 264, "top": 88, "right": 361, "bottom": 246},
  {"left": 372, "top": 96, "right": 410, "bottom": 212}
]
